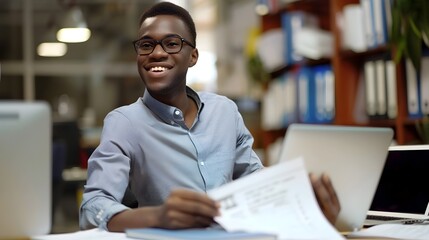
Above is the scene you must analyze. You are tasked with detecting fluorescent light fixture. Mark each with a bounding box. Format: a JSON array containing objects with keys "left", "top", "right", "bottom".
[
  {"left": 57, "top": 28, "right": 91, "bottom": 43},
  {"left": 37, "top": 42, "right": 67, "bottom": 57},
  {"left": 57, "top": 6, "right": 91, "bottom": 43}
]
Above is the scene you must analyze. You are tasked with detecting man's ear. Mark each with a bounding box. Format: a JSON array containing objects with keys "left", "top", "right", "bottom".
[{"left": 189, "top": 48, "right": 199, "bottom": 67}]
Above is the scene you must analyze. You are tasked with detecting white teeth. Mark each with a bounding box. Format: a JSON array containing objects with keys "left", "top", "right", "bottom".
[{"left": 150, "top": 66, "right": 167, "bottom": 72}]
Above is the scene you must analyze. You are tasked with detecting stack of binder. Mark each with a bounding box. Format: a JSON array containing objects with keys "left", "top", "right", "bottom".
[
  {"left": 363, "top": 58, "right": 397, "bottom": 119},
  {"left": 342, "top": 0, "right": 391, "bottom": 52},
  {"left": 261, "top": 65, "right": 335, "bottom": 130},
  {"left": 297, "top": 65, "right": 335, "bottom": 123}
]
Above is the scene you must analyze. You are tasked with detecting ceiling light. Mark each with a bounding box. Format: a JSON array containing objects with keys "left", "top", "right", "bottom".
[
  {"left": 255, "top": 4, "right": 269, "bottom": 16},
  {"left": 57, "top": 6, "right": 91, "bottom": 43},
  {"left": 57, "top": 28, "right": 91, "bottom": 43},
  {"left": 37, "top": 42, "right": 68, "bottom": 57}
]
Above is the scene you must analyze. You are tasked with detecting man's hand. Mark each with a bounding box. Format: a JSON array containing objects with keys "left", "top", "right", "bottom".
[
  {"left": 310, "top": 173, "right": 341, "bottom": 225},
  {"left": 107, "top": 189, "right": 219, "bottom": 232},
  {"left": 155, "top": 189, "right": 220, "bottom": 229}
]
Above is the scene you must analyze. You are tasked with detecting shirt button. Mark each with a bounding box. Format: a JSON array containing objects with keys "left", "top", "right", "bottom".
[{"left": 200, "top": 162, "right": 205, "bottom": 166}]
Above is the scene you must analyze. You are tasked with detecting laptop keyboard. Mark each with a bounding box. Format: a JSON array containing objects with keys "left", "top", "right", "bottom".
[
  {"left": 366, "top": 215, "right": 408, "bottom": 221},
  {"left": 366, "top": 215, "right": 429, "bottom": 225}
]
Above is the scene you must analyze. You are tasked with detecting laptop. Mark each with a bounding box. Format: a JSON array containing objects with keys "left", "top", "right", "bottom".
[
  {"left": 278, "top": 123, "right": 393, "bottom": 232},
  {"left": 0, "top": 101, "right": 52, "bottom": 239},
  {"left": 365, "top": 144, "right": 429, "bottom": 226}
]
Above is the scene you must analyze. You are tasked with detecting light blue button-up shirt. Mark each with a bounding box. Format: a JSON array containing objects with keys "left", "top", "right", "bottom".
[{"left": 79, "top": 87, "right": 263, "bottom": 230}]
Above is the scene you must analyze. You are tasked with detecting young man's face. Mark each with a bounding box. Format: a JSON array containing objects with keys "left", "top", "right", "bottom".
[{"left": 136, "top": 15, "right": 198, "bottom": 97}]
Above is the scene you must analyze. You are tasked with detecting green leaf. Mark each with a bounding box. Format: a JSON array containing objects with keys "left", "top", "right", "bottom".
[
  {"left": 390, "top": 5, "right": 401, "bottom": 43},
  {"left": 422, "top": 0, "right": 429, "bottom": 46},
  {"left": 417, "top": 117, "right": 429, "bottom": 143},
  {"left": 416, "top": 121, "right": 424, "bottom": 141},
  {"left": 408, "top": 17, "right": 422, "bottom": 38},
  {"left": 393, "top": 39, "right": 405, "bottom": 64},
  {"left": 424, "top": 119, "right": 429, "bottom": 143},
  {"left": 397, "top": 0, "right": 412, "bottom": 13},
  {"left": 389, "top": 0, "right": 428, "bottom": 69},
  {"left": 405, "top": 26, "right": 422, "bottom": 71}
]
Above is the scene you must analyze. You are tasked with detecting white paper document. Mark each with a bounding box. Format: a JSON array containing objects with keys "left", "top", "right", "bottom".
[
  {"left": 32, "top": 228, "right": 128, "bottom": 240},
  {"left": 347, "top": 223, "right": 429, "bottom": 239},
  {"left": 207, "top": 157, "right": 344, "bottom": 240}
]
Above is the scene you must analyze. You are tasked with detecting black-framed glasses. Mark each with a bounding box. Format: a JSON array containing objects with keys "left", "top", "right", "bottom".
[{"left": 132, "top": 35, "right": 195, "bottom": 55}]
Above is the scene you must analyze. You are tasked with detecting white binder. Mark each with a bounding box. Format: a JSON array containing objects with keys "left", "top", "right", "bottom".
[
  {"left": 364, "top": 61, "right": 377, "bottom": 116},
  {"left": 420, "top": 57, "right": 429, "bottom": 115},
  {"left": 385, "top": 60, "right": 397, "bottom": 119},
  {"left": 361, "top": 0, "right": 376, "bottom": 48},
  {"left": 406, "top": 59, "right": 421, "bottom": 117},
  {"left": 375, "top": 59, "right": 387, "bottom": 116}
]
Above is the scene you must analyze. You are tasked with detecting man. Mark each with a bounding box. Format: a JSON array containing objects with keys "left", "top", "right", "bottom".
[{"left": 79, "top": 1, "right": 340, "bottom": 232}]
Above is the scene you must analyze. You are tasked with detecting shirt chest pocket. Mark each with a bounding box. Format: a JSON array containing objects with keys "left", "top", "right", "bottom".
[{"left": 202, "top": 151, "right": 235, "bottom": 189}]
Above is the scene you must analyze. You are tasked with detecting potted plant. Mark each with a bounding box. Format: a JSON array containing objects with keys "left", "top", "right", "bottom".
[
  {"left": 390, "top": 0, "right": 429, "bottom": 71},
  {"left": 391, "top": 1, "right": 429, "bottom": 144}
]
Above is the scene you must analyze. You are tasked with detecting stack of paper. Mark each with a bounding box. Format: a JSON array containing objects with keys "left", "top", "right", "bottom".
[{"left": 347, "top": 223, "right": 429, "bottom": 239}]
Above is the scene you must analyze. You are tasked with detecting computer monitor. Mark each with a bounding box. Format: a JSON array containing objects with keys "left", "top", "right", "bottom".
[{"left": 0, "top": 101, "right": 52, "bottom": 239}]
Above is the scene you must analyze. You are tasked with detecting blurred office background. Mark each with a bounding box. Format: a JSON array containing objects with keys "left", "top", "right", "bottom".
[{"left": 0, "top": 0, "right": 264, "bottom": 233}]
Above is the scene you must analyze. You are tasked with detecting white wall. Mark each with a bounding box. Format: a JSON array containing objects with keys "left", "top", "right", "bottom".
[{"left": 215, "top": 0, "right": 263, "bottom": 99}]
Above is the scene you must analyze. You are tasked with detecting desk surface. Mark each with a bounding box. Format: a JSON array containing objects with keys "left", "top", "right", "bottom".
[
  {"left": 8, "top": 237, "right": 389, "bottom": 240},
  {"left": 5, "top": 230, "right": 393, "bottom": 240},
  {"left": 5, "top": 225, "right": 419, "bottom": 239}
]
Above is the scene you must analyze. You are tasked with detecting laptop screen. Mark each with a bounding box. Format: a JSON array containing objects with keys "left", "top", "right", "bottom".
[
  {"left": 279, "top": 124, "right": 393, "bottom": 232},
  {"left": 369, "top": 145, "right": 429, "bottom": 215}
]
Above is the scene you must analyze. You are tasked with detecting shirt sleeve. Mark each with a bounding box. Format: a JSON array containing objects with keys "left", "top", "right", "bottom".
[
  {"left": 232, "top": 102, "right": 264, "bottom": 179},
  {"left": 79, "top": 110, "right": 135, "bottom": 230}
]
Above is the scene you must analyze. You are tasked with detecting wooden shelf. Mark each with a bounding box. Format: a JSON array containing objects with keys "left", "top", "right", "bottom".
[{"left": 259, "top": 0, "right": 425, "bottom": 162}]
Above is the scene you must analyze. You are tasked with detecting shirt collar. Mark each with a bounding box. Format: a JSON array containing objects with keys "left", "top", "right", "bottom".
[{"left": 141, "top": 86, "right": 203, "bottom": 126}]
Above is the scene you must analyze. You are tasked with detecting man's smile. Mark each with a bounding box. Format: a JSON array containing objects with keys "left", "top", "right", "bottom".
[{"left": 150, "top": 66, "right": 168, "bottom": 72}]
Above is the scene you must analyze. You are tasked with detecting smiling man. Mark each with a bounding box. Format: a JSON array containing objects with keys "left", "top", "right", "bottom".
[{"left": 79, "top": 1, "right": 340, "bottom": 233}]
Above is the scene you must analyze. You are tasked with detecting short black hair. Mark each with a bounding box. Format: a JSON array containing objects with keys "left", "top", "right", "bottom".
[{"left": 139, "top": 2, "right": 197, "bottom": 46}]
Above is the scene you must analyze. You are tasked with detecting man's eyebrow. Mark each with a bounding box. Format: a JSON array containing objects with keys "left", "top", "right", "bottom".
[
  {"left": 139, "top": 36, "right": 152, "bottom": 39},
  {"left": 138, "top": 33, "right": 182, "bottom": 40}
]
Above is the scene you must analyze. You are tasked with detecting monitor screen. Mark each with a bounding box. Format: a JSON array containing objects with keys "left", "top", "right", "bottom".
[{"left": 0, "top": 101, "right": 52, "bottom": 238}]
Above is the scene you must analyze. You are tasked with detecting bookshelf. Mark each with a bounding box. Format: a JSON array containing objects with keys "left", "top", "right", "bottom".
[{"left": 258, "top": 0, "right": 425, "bottom": 164}]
